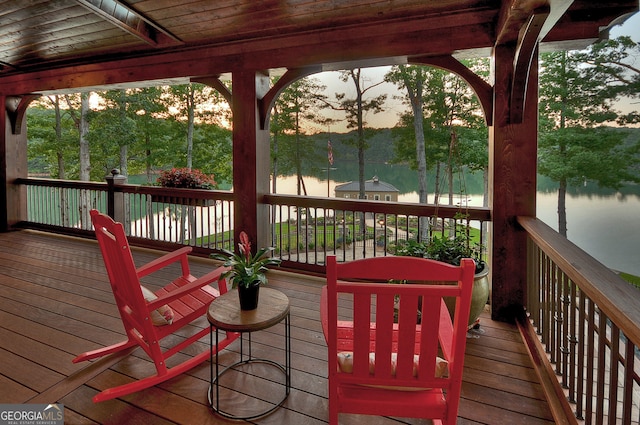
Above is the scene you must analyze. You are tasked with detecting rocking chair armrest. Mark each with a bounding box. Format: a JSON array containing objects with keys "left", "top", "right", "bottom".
[
  {"left": 136, "top": 246, "right": 193, "bottom": 278},
  {"left": 437, "top": 298, "right": 455, "bottom": 361},
  {"left": 146, "top": 266, "right": 230, "bottom": 309}
]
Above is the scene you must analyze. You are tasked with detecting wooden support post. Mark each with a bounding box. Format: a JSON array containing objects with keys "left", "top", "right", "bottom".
[
  {"left": 231, "top": 70, "right": 271, "bottom": 250},
  {"left": 489, "top": 44, "right": 539, "bottom": 322},
  {"left": 1, "top": 95, "right": 31, "bottom": 232}
]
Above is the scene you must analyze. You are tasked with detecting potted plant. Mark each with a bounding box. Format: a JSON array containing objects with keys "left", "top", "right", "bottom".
[
  {"left": 211, "top": 231, "right": 282, "bottom": 310},
  {"left": 390, "top": 231, "right": 490, "bottom": 329}
]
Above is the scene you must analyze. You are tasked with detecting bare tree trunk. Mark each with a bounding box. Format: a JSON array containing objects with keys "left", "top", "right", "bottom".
[
  {"left": 558, "top": 178, "right": 568, "bottom": 237},
  {"left": 120, "top": 145, "right": 128, "bottom": 176},
  {"left": 402, "top": 71, "right": 430, "bottom": 242},
  {"left": 50, "top": 96, "right": 66, "bottom": 179},
  {"left": 79, "top": 92, "right": 92, "bottom": 229},
  {"left": 79, "top": 93, "right": 91, "bottom": 181},
  {"left": 186, "top": 84, "right": 195, "bottom": 169},
  {"left": 50, "top": 95, "right": 69, "bottom": 227}
]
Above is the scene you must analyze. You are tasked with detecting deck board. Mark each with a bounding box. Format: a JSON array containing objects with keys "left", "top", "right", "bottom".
[{"left": 0, "top": 230, "right": 555, "bottom": 424}]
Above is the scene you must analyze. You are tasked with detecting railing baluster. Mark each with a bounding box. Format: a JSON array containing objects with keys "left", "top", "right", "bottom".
[
  {"left": 609, "top": 325, "right": 620, "bottom": 424},
  {"left": 576, "top": 289, "right": 586, "bottom": 419}
]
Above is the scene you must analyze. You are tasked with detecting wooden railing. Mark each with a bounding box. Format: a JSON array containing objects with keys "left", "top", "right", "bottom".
[
  {"left": 519, "top": 216, "right": 640, "bottom": 425},
  {"left": 15, "top": 177, "right": 491, "bottom": 272},
  {"left": 16, "top": 176, "right": 235, "bottom": 255},
  {"left": 264, "top": 193, "right": 490, "bottom": 272}
]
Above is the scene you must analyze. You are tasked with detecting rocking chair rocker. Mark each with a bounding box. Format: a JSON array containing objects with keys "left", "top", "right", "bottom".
[{"left": 73, "top": 209, "right": 239, "bottom": 402}]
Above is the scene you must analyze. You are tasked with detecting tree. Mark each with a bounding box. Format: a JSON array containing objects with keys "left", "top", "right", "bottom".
[
  {"left": 385, "top": 66, "right": 429, "bottom": 205},
  {"left": 386, "top": 62, "right": 488, "bottom": 206},
  {"left": 334, "top": 69, "right": 387, "bottom": 200},
  {"left": 539, "top": 46, "right": 640, "bottom": 237},
  {"left": 270, "top": 76, "right": 330, "bottom": 195},
  {"left": 88, "top": 89, "right": 139, "bottom": 177},
  {"left": 572, "top": 36, "right": 640, "bottom": 124},
  {"left": 27, "top": 96, "right": 79, "bottom": 179},
  {"left": 164, "top": 83, "right": 229, "bottom": 170}
]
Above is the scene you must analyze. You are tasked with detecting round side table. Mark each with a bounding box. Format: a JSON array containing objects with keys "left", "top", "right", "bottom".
[{"left": 207, "top": 287, "right": 291, "bottom": 420}]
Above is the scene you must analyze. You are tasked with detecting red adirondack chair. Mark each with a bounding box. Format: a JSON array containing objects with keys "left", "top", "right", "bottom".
[
  {"left": 321, "top": 255, "right": 475, "bottom": 425},
  {"left": 73, "top": 210, "right": 239, "bottom": 402}
]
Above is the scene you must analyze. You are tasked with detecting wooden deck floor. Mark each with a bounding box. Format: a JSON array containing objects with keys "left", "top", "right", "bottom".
[{"left": 0, "top": 230, "right": 555, "bottom": 424}]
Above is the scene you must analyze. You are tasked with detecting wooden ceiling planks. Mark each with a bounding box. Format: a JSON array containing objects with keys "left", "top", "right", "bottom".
[{"left": 0, "top": 0, "right": 637, "bottom": 95}]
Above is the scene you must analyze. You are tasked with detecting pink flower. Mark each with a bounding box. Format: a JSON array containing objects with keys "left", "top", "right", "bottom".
[{"left": 239, "top": 231, "right": 252, "bottom": 262}]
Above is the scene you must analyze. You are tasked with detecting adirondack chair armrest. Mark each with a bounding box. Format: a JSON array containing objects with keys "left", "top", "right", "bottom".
[
  {"left": 145, "top": 266, "right": 230, "bottom": 310},
  {"left": 136, "top": 246, "right": 193, "bottom": 278}
]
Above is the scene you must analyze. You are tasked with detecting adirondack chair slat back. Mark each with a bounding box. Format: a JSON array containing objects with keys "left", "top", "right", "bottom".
[{"left": 322, "top": 255, "right": 475, "bottom": 424}]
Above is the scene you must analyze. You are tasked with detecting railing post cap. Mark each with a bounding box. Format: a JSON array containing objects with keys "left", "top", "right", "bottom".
[{"left": 106, "top": 169, "right": 127, "bottom": 184}]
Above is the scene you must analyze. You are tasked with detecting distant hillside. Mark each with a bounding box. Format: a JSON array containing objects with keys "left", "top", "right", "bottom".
[{"left": 307, "top": 128, "right": 396, "bottom": 170}]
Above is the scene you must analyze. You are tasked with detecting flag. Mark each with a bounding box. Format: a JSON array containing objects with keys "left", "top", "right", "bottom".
[{"left": 328, "top": 140, "right": 334, "bottom": 165}]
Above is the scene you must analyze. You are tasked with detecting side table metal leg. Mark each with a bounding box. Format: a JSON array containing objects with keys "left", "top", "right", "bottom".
[
  {"left": 215, "top": 327, "right": 220, "bottom": 411},
  {"left": 286, "top": 313, "right": 291, "bottom": 394}
]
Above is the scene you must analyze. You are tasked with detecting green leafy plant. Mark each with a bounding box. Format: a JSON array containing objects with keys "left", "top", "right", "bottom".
[
  {"left": 156, "top": 167, "right": 216, "bottom": 189},
  {"left": 392, "top": 233, "right": 485, "bottom": 274},
  {"left": 211, "top": 231, "right": 281, "bottom": 288}
]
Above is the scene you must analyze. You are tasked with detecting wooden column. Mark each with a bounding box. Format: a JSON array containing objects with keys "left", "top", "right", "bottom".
[
  {"left": 1, "top": 95, "right": 29, "bottom": 232},
  {"left": 231, "top": 70, "right": 271, "bottom": 250},
  {"left": 489, "top": 45, "right": 539, "bottom": 322}
]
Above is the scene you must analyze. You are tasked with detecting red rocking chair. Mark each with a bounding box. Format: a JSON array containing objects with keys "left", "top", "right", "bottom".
[
  {"left": 73, "top": 209, "right": 239, "bottom": 402},
  {"left": 321, "top": 255, "right": 475, "bottom": 425}
]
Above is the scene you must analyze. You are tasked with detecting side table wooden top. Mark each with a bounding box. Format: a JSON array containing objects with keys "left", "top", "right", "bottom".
[{"left": 207, "top": 287, "right": 290, "bottom": 332}]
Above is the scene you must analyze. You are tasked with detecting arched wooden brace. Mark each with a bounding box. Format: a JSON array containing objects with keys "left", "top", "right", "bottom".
[
  {"left": 192, "top": 75, "right": 233, "bottom": 107},
  {"left": 409, "top": 55, "right": 494, "bottom": 126},
  {"left": 510, "top": 7, "right": 549, "bottom": 124},
  {"left": 258, "top": 65, "right": 323, "bottom": 130},
  {"left": 6, "top": 94, "right": 40, "bottom": 135}
]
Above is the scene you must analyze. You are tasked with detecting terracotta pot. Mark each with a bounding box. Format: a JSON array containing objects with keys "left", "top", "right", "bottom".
[{"left": 238, "top": 282, "right": 260, "bottom": 310}]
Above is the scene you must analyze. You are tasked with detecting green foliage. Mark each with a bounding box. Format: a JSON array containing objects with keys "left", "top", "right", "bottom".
[
  {"left": 620, "top": 271, "right": 640, "bottom": 288},
  {"left": 539, "top": 127, "right": 640, "bottom": 189},
  {"left": 538, "top": 39, "right": 640, "bottom": 234},
  {"left": 27, "top": 85, "right": 233, "bottom": 185},
  {"left": 26, "top": 101, "right": 79, "bottom": 177},
  {"left": 384, "top": 61, "right": 489, "bottom": 205},
  {"left": 391, "top": 233, "right": 485, "bottom": 274},
  {"left": 270, "top": 76, "right": 332, "bottom": 190}
]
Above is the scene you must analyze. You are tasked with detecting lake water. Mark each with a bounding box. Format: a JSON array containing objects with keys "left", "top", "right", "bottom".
[{"left": 275, "top": 175, "right": 640, "bottom": 276}]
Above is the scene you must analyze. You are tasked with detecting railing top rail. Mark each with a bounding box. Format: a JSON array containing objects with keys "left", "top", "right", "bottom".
[
  {"left": 264, "top": 193, "right": 491, "bottom": 221},
  {"left": 518, "top": 215, "right": 640, "bottom": 347},
  {"left": 17, "top": 177, "right": 235, "bottom": 201},
  {"left": 17, "top": 177, "right": 106, "bottom": 190},
  {"left": 117, "top": 185, "right": 235, "bottom": 201}
]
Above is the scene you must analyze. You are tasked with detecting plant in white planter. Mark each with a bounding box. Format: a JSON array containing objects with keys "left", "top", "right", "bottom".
[{"left": 390, "top": 231, "right": 489, "bottom": 329}]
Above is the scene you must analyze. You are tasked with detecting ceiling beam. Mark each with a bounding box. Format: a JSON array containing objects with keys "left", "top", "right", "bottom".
[
  {"left": 0, "top": 18, "right": 494, "bottom": 95},
  {"left": 74, "top": 0, "right": 182, "bottom": 47}
]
